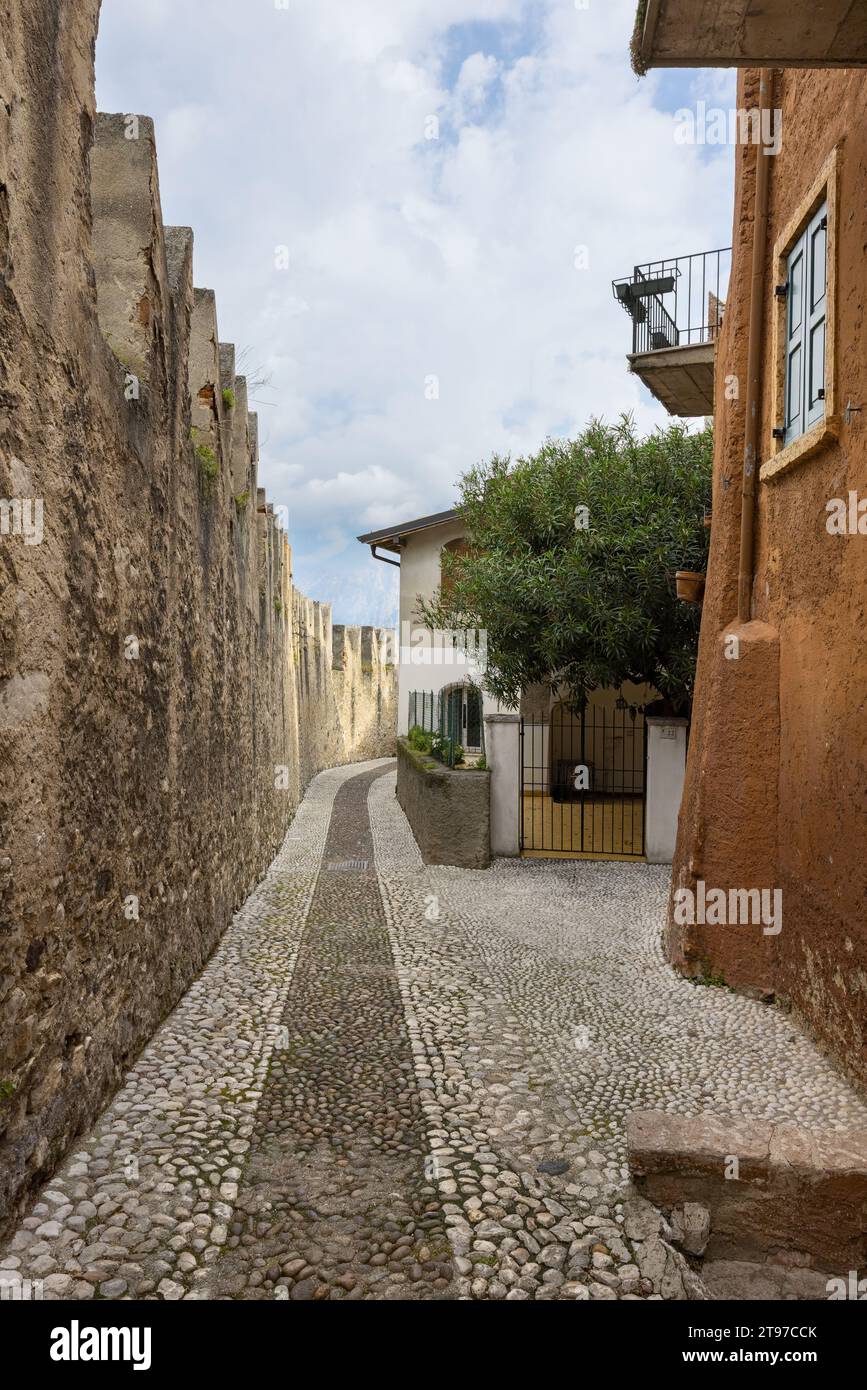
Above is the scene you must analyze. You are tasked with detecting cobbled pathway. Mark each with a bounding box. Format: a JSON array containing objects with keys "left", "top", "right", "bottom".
[
  {"left": 3, "top": 760, "right": 866, "bottom": 1301},
  {"left": 202, "top": 764, "right": 454, "bottom": 1301}
]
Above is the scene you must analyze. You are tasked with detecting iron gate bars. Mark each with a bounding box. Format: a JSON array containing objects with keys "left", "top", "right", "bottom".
[
  {"left": 520, "top": 702, "right": 647, "bottom": 857},
  {"left": 408, "top": 687, "right": 485, "bottom": 768}
]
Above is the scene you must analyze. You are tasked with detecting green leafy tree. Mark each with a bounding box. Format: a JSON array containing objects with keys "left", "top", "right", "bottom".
[{"left": 420, "top": 416, "right": 712, "bottom": 711}]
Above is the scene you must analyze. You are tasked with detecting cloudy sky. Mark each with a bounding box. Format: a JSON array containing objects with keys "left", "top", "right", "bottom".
[{"left": 95, "top": 0, "right": 735, "bottom": 626}]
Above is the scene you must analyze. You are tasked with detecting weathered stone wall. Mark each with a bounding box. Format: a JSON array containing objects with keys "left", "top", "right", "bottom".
[
  {"left": 396, "top": 740, "right": 490, "bottom": 869},
  {"left": 628, "top": 1109, "right": 867, "bottom": 1279},
  {"left": 0, "top": 0, "right": 395, "bottom": 1232},
  {"left": 291, "top": 592, "right": 397, "bottom": 792},
  {"left": 669, "top": 67, "right": 867, "bottom": 1088}
]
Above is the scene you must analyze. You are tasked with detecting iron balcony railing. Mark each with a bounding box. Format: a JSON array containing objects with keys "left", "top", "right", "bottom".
[{"left": 612, "top": 247, "right": 732, "bottom": 355}]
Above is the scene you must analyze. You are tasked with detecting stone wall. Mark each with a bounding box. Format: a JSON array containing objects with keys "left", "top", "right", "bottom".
[
  {"left": 396, "top": 740, "right": 490, "bottom": 869},
  {"left": 291, "top": 593, "right": 397, "bottom": 793},
  {"left": 627, "top": 1110, "right": 867, "bottom": 1292},
  {"left": 668, "top": 67, "right": 867, "bottom": 1088},
  {"left": 0, "top": 0, "right": 395, "bottom": 1232}
]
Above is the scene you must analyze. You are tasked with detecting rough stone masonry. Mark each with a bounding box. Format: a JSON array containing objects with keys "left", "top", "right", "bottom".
[{"left": 0, "top": 1, "right": 395, "bottom": 1235}]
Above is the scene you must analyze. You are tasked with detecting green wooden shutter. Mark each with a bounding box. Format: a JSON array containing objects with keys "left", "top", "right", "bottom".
[
  {"left": 784, "top": 200, "right": 827, "bottom": 444},
  {"left": 785, "top": 229, "right": 806, "bottom": 444},
  {"left": 445, "top": 687, "right": 462, "bottom": 743},
  {"left": 465, "top": 688, "right": 482, "bottom": 750},
  {"left": 805, "top": 201, "right": 828, "bottom": 431}
]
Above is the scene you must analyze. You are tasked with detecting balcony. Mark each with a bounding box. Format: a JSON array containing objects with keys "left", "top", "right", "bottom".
[
  {"left": 633, "top": 0, "right": 867, "bottom": 71},
  {"left": 612, "top": 247, "right": 731, "bottom": 417}
]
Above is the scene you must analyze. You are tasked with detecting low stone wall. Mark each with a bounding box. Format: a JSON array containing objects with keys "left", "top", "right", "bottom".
[
  {"left": 396, "top": 740, "right": 490, "bottom": 869},
  {"left": 627, "top": 1110, "right": 867, "bottom": 1274}
]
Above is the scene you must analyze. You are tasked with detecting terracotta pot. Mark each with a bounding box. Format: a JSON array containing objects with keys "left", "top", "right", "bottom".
[{"left": 675, "top": 570, "right": 706, "bottom": 604}]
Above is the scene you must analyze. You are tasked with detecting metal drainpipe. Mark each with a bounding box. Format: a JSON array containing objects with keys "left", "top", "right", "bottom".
[
  {"left": 369, "top": 544, "right": 400, "bottom": 568},
  {"left": 737, "top": 68, "right": 773, "bottom": 622}
]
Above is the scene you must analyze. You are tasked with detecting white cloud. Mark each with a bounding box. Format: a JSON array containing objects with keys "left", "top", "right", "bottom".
[
  {"left": 452, "top": 52, "right": 501, "bottom": 124},
  {"left": 95, "top": 0, "right": 734, "bottom": 627}
]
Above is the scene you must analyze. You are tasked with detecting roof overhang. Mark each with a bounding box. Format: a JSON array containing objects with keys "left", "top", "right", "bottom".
[
  {"left": 356, "top": 508, "right": 459, "bottom": 556},
  {"left": 633, "top": 0, "right": 867, "bottom": 71}
]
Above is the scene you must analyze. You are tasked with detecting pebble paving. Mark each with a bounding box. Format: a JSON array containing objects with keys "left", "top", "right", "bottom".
[
  {"left": 2, "top": 759, "right": 865, "bottom": 1302},
  {"left": 201, "top": 764, "right": 454, "bottom": 1301}
]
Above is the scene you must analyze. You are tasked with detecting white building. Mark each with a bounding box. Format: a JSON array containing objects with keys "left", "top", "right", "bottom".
[
  {"left": 357, "top": 509, "right": 502, "bottom": 753},
  {"left": 357, "top": 509, "right": 686, "bottom": 864}
]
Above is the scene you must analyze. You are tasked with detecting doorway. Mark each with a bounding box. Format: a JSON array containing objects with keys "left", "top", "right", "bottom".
[{"left": 442, "top": 683, "right": 483, "bottom": 755}]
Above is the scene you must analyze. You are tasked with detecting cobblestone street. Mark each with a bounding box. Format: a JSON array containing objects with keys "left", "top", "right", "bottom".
[{"left": 3, "top": 761, "right": 866, "bottom": 1302}]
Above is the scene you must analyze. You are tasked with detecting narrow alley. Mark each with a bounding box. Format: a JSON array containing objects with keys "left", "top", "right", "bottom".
[{"left": 4, "top": 761, "right": 864, "bottom": 1303}]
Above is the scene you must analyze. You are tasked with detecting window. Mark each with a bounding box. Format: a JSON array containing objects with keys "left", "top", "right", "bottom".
[
  {"left": 784, "top": 200, "right": 827, "bottom": 445},
  {"left": 440, "top": 535, "right": 468, "bottom": 597},
  {"left": 764, "top": 146, "right": 838, "bottom": 483}
]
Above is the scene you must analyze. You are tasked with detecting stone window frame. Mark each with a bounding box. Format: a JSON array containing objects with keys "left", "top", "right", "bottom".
[{"left": 761, "top": 146, "right": 840, "bottom": 483}]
